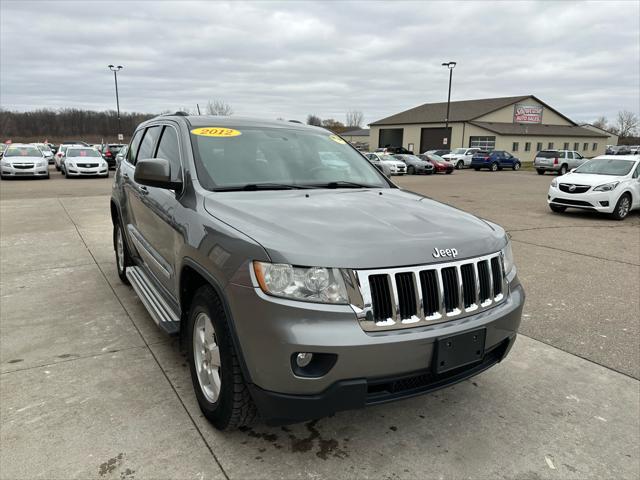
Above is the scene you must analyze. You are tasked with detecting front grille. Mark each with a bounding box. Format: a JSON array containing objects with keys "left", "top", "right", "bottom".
[
  {"left": 354, "top": 252, "right": 506, "bottom": 331},
  {"left": 76, "top": 163, "right": 98, "bottom": 168},
  {"left": 559, "top": 184, "right": 590, "bottom": 194},
  {"left": 13, "top": 164, "right": 34, "bottom": 169},
  {"left": 551, "top": 198, "right": 593, "bottom": 207}
]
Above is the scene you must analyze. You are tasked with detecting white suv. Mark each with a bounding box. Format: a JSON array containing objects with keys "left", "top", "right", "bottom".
[
  {"left": 441, "top": 148, "right": 481, "bottom": 169},
  {"left": 547, "top": 155, "right": 640, "bottom": 220}
]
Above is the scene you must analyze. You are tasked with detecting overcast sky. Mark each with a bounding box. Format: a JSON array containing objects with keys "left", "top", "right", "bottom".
[{"left": 1, "top": 1, "right": 639, "bottom": 126}]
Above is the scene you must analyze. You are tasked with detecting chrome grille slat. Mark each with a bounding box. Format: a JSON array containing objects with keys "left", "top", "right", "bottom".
[{"left": 353, "top": 252, "right": 508, "bottom": 332}]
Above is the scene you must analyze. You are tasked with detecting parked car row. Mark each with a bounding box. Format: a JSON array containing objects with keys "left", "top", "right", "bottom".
[
  {"left": 606, "top": 145, "right": 640, "bottom": 155},
  {"left": 0, "top": 142, "right": 110, "bottom": 180}
]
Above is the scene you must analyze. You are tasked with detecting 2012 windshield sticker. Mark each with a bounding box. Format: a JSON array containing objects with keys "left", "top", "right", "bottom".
[
  {"left": 191, "top": 127, "right": 242, "bottom": 137},
  {"left": 329, "top": 135, "right": 346, "bottom": 144}
]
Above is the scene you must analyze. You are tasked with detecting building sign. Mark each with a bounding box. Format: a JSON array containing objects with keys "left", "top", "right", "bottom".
[{"left": 513, "top": 104, "right": 543, "bottom": 124}]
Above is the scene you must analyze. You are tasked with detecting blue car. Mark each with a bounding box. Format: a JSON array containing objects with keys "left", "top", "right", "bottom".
[{"left": 471, "top": 150, "right": 521, "bottom": 171}]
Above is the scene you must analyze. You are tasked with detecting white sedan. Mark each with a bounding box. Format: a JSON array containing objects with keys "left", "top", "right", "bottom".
[
  {"left": 547, "top": 155, "right": 640, "bottom": 220},
  {"left": 62, "top": 147, "right": 109, "bottom": 178}
]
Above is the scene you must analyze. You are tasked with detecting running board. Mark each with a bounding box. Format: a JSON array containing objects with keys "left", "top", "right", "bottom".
[{"left": 126, "top": 266, "right": 180, "bottom": 336}]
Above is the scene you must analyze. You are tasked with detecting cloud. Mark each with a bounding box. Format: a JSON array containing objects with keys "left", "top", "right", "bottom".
[{"left": 1, "top": 0, "right": 638, "bottom": 126}]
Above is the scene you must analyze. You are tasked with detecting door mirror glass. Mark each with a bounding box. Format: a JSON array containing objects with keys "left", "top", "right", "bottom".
[{"left": 134, "top": 158, "right": 182, "bottom": 190}]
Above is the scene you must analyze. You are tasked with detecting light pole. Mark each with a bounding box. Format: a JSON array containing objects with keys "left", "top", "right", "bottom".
[
  {"left": 441, "top": 61, "right": 456, "bottom": 145},
  {"left": 108, "top": 65, "right": 123, "bottom": 140}
]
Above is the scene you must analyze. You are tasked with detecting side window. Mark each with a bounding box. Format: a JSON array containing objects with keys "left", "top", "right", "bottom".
[
  {"left": 558, "top": 151, "right": 566, "bottom": 159},
  {"left": 634, "top": 163, "right": 640, "bottom": 178},
  {"left": 137, "top": 126, "right": 162, "bottom": 160},
  {"left": 567, "top": 152, "right": 574, "bottom": 159},
  {"left": 126, "top": 130, "right": 143, "bottom": 165},
  {"left": 156, "top": 126, "right": 181, "bottom": 177},
  {"left": 575, "top": 152, "right": 583, "bottom": 159}
]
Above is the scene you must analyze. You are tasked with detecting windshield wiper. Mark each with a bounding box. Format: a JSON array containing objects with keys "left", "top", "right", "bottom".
[
  {"left": 306, "top": 181, "right": 378, "bottom": 189},
  {"left": 213, "top": 183, "right": 313, "bottom": 191}
]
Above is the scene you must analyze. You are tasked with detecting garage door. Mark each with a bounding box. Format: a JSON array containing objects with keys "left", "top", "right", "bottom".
[
  {"left": 379, "top": 128, "right": 403, "bottom": 148},
  {"left": 420, "top": 127, "right": 451, "bottom": 153}
]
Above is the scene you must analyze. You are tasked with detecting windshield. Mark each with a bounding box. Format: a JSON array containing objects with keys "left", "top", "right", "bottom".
[
  {"left": 67, "top": 148, "right": 101, "bottom": 158},
  {"left": 37, "top": 145, "right": 52, "bottom": 153},
  {"left": 536, "top": 151, "right": 558, "bottom": 158},
  {"left": 427, "top": 153, "right": 445, "bottom": 163},
  {"left": 574, "top": 159, "right": 635, "bottom": 176},
  {"left": 452, "top": 148, "right": 466, "bottom": 154},
  {"left": 379, "top": 155, "right": 398, "bottom": 163},
  {"left": 4, "top": 146, "right": 42, "bottom": 157},
  {"left": 191, "top": 126, "right": 387, "bottom": 190}
]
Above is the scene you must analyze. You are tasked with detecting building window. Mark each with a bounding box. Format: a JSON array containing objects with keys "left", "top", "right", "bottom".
[
  {"left": 469, "top": 136, "right": 496, "bottom": 150},
  {"left": 583, "top": 142, "right": 588, "bottom": 151},
  {"left": 592, "top": 142, "right": 597, "bottom": 151},
  {"left": 525, "top": 142, "right": 531, "bottom": 152},
  {"left": 536, "top": 142, "right": 543, "bottom": 152},
  {"left": 512, "top": 142, "right": 519, "bottom": 152},
  {"left": 548, "top": 142, "right": 554, "bottom": 149},
  {"left": 563, "top": 142, "right": 569, "bottom": 150},
  {"left": 574, "top": 142, "right": 579, "bottom": 151}
]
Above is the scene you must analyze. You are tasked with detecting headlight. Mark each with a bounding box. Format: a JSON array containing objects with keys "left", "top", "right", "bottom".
[
  {"left": 593, "top": 181, "right": 619, "bottom": 192},
  {"left": 550, "top": 178, "right": 558, "bottom": 188},
  {"left": 253, "top": 261, "right": 348, "bottom": 304},
  {"left": 502, "top": 239, "right": 515, "bottom": 277},
  {"left": 37, "top": 160, "right": 47, "bottom": 167}
]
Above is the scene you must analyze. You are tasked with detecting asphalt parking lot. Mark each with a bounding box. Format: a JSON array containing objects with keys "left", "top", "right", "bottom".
[{"left": 1, "top": 167, "right": 639, "bottom": 479}]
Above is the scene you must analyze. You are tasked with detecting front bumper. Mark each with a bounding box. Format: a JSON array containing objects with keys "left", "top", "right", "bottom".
[
  {"left": 66, "top": 165, "right": 108, "bottom": 176},
  {"left": 547, "top": 186, "right": 615, "bottom": 212},
  {"left": 1, "top": 165, "right": 49, "bottom": 177},
  {"left": 225, "top": 280, "right": 524, "bottom": 423}
]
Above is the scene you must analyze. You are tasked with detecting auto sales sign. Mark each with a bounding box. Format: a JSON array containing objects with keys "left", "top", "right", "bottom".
[{"left": 513, "top": 104, "right": 543, "bottom": 123}]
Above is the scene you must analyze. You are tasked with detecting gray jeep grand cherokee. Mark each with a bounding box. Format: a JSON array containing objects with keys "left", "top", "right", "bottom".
[{"left": 111, "top": 114, "right": 525, "bottom": 430}]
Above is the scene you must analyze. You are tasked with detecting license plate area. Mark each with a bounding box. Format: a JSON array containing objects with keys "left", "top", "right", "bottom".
[{"left": 434, "top": 328, "right": 486, "bottom": 374}]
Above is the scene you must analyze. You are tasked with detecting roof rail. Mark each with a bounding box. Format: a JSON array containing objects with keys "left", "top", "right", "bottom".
[
  {"left": 173, "top": 111, "right": 189, "bottom": 116},
  {"left": 288, "top": 120, "right": 303, "bottom": 124}
]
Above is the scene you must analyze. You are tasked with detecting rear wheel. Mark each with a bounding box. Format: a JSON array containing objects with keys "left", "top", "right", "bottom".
[
  {"left": 611, "top": 194, "right": 631, "bottom": 220},
  {"left": 513, "top": 162, "right": 521, "bottom": 171},
  {"left": 536, "top": 169, "right": 545, "bottom": 175},
  {"left": 113, "top": 221, "right": 131, "bottom": 284},
  {"left": 490, "top": 162, "right": 499, "bottom": 172},
  {"left": 456, "top": 160, "right": 464, "bottom": 169},
  {"left": 188, "top": 285, "right": 257, "bottom": 430},
  {"left": 559, "top": 164, "right": 568, "bottom": 175},
  {"left": 550, "top": 204, "right": 566, "bottom": 213}
]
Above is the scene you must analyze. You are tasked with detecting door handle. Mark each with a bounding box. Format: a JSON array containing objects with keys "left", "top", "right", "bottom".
[{"left": 123, "top": 172, "right": 129, "bottom": 179}]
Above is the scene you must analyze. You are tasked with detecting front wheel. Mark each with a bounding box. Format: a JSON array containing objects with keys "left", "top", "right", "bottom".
[
  {"left": 611, "top": 194, "right": 631, "bottom": 220},
  {"left": 536, "top": 169, "right": 545, "bottom": 175},
  {"left": 490, "top": 162, "right": 499, "bottom": 172},
  {"left": 456, "top": 160, "right": 464, "bottom": 170},
  {"left": 445, "top": 169, "right": 453, "bottom": 175},
  {"left": 407, "top": 166, "right": 415, "bottom": 175},
  {"left": 513, "top": 162, "right": 521, "bottom": 171},
  {"left": 474, "top": 167, "right": 480, "bottom": 171},
  {"left": 188, "top": 285, "right": 257, "bottom": 430},
  {"left": 550, "top": 204, "right": 566, "bottom": 213},
  {"left": 559, "top": 164, "right": 568, "bottom": 175}
]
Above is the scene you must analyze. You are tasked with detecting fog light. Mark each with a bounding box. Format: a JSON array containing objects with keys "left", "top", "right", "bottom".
[
  {"left": 600, "top": 201, "right": 609, "bottom": 207},
  {"left": 296, "top": 352, "right": 313, "bottom": 368}
]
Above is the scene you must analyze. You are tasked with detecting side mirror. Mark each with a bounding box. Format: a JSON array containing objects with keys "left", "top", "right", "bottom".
[
  {"left": 570, "top": 168, "right": 576, "bottom": 173},
  {"left": 134, "top": 158, "right": 182, "bottom": 190}
]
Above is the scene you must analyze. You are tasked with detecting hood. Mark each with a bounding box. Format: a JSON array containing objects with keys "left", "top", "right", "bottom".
[
  {"left": 203, "top": 188, "right": 506, "bottom": 269},
  {"left": 3, "top": 156, "right": 44, "bottom": 163},
  {"left": 381, "top": 159, "right": 405, "bottom": 167},
  {"left": 557, "top": 173, "right": 626, "bottom": 185}
]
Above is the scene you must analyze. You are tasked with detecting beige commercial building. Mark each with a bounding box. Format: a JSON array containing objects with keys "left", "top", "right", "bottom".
[
  {"left": 369, "top": 95, "right": 608, "bottom": 162},
  {"left": 580, "top": 123, "right": 619, "bottom": 147}
]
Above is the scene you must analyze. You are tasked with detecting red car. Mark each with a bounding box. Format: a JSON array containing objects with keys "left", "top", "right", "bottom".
[{"left": 417, "top": 153, "right": 454, "bottom": 174}]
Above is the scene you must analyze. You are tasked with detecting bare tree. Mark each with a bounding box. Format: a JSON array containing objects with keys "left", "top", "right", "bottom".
[
  {"left": 591, "top": 115, "right": 608, "bottom": 130},
  {"left": 615, "top": 110, "right": 639, "bottom": 138},
  {"left": 206, "top": 100, "right": 233, "bottom": 116},
  {"left": 345, "top": 110, "right": 363, "bottom": 128},
  {"left": 306, "top": 114, "right": 322, "bottom": 126},
  {"left": 321, "top": 118, "right": 346, "bottom": 133}
]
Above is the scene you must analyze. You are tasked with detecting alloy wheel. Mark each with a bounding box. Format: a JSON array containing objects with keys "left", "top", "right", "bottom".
[
  {"left": 193, "top": 312, "right": 222, "bottom": 403},
  {"left": 116, "top": 227, "right": 124, "bottom": 272},
  {"left": 618, "top": 196, "right": 631, "bottom": 218}
]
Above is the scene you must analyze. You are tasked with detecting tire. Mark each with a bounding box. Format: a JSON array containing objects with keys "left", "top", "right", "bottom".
[
  {"left": 407, "top": 166, "right": 415, "bottom": 175},
  {"left": 550, "top": 204, "right": 566, "bottom": 213},
  {"left": 474, "top": 167, "right": 480, "bottom": 171},
  {"left": 103, "top": 172, "right": 109, "bottom": 178},
  {"left": 55, "top": 165, "right": 60, "bottom": 171},
  {"left": 187, "top": 285, "right": 257, "bottom": 430},
  {"left": 445, "top": 169, "right": 453, "bottom": 174},
  {"left": 456, "top": 160, "right": 464, "bottom": 170},
  {"left": 611, "top": 194, "right": 632, "bottom": 221},
  {"left": 490, "top": 162, "right": 499, "bottom": 172},
  {"left": 559, "top": 164, "right": 568, "bottom": 175},
  {"left": 513, "top": 162, "right": 521, "bottom": 171},
  {"left": 536, "top": 169, "right": 545, "bottom": 175},
  {"left": 113, "top": 221, "right": 131, "bottom": 285}
]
